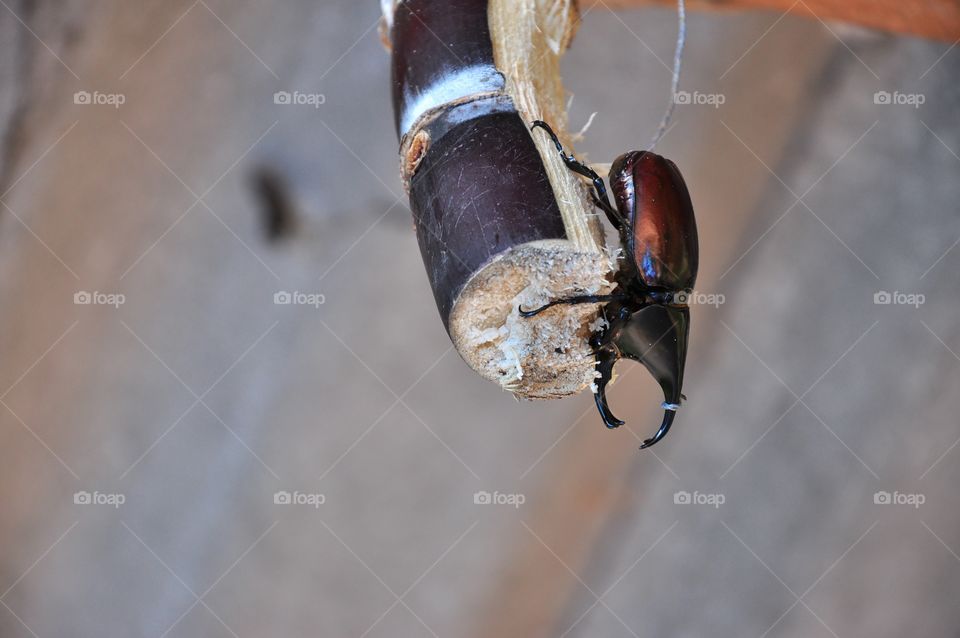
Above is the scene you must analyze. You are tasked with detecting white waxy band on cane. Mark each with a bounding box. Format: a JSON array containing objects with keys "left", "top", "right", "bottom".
[{"left": 400, "top": 64, "right": 505, "bottom": 136}]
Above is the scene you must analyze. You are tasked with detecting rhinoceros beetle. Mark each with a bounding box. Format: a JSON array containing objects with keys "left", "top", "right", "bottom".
[{"left": 522, "top": 120, "right": 699, "bottom": 449}]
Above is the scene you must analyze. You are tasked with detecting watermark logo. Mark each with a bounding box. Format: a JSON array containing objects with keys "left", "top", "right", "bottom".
[
  {"left": 74, "top": 90, "right": 126, "bottom": 108},
  {"left": 74, "top": 290, "right": 125, "bottom": 307},
  {"left": 674, "top": 90, "right": 725, "bottom": 108},
  {"left": 74, "top": 491, "right": 125, "bottom": 508},
  {"left": 873, "top": 290, "right": 924, "bottom": 308},
  {"left": 874, "top": 490, "right": 924, "bottom": 508},
  {"left": 674, "top": 290, "right": 725, "bottom": 308},
  {"left": 873, "top": 91, "right": 924, "bottom": 108},
  {"left": 274, "top": 490, "right": 325, "bottom": 508},
  {"left": 674, "top": 490, "right": 725, "bottom": 508},
  {"left": 473, "top": 490, "right": 525, "bottom": 508},
  {"left": 274, "top": 90, "right": 326, "bottom": 108},
  {"left": 273, "top": 290, "right": 325, "bottom": 308}
]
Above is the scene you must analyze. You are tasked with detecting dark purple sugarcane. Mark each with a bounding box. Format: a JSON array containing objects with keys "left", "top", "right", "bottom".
[{"left": 390, "top": 0, "right": 569, "bottom": 329}]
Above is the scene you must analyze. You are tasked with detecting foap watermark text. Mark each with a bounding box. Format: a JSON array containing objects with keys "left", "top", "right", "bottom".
[
  {"left": 474, "top": 490, "right": 525, "bottom": 508},
  {"left": 274, "top": 491, "right": 326, "bottom": 508},
  {"left": 75, "top": 291, "right": 125, "bottom": 307},
  {"left": 674, "top": 490, "right": 725, "bottom": 508},
  {"left": 873, "top": 91, "right": 925, "bottom": 108},
  {"left": 874, "top": 290, "right": 924, "bottom": 308},
  {"left": 674, "top": 290, "right": 725, "bottom": 308},
  {"left": 874, "top": 491, "right": 924, "bottom": 508},
  {"left": 674, "top": 90, "right": 725, "bottom": 108},
  {"left": 274, "top": 91, "right": 326, "bottom": 108},
  {"left": 74, "top": 90, "right": 126, "bottom": 108},
  {"left": 74, "top": 491, "right": 126, "bottom": 508},
  {"left": 274, "top": 291, "right": 325, "bottom": 308}
]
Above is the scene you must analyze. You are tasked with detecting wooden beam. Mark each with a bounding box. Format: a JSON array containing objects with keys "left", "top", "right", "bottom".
[{"left": 603, "top": 0, "right": 960, "bottom": 42}]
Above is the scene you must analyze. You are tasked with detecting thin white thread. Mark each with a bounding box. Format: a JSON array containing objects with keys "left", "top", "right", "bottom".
[
  {"left": 661, "top": 402, "right": 681, "bottom": 411},
  {"left": 648, "top": 0, "right": 686, "bottom": 150}
]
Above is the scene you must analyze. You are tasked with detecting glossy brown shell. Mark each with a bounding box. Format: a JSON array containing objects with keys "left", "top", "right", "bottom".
[{"left": 609, "top": 151, "right": 698, "bottom": 291}]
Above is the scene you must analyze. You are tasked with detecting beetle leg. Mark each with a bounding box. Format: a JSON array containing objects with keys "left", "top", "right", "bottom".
[
  {"left": 518, "top": 293, "right": 626, "bottom": 318},
  {"left": 588, "top": 304, "right": 632, "bottom": 429},
  {"left": 589, "top": 193, "right": 624, "bottom": 232},
  {"left": 530, "top": 120, "right": 626, "bottom": 230},
  {"left": 593, "top": 344, "right": 624, "bottom": 428}
]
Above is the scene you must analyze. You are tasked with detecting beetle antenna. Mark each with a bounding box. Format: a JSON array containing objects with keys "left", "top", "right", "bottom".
[{"left": 648, "top": 0, "right": 686, "bottom": 150}]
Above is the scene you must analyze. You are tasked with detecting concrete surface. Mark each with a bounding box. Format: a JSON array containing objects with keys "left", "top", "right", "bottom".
[{"left": 0, "top": 1, "right": 956, "bottom": 637}]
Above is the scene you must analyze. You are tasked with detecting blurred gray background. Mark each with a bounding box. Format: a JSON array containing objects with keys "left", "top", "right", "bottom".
[{"left": 0, "top": 1, "right": 957, "bottom": 637}]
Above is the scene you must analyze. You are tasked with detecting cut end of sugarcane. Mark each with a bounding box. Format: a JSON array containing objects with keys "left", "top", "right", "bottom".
[
  {"left": 449, "top": 239, "right": 615, "bottom": 399},
  {"left": 389, "top": 0, "right": 614, "bottom": 400}
]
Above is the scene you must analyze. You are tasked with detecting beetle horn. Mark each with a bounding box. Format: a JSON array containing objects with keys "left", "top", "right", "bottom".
[
  {"left": 640, "top": 407, "right": 677, "bottom": 449},
  {"left": 639, "top": 305, "right": 688, "bottom": 448},
  {"left": 614, "top": 304, "right": 690, "bottom": 449}
]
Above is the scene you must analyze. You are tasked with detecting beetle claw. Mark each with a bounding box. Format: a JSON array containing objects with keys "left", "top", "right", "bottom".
[
  {"left": 518, "top": 303, "right": 547, "bottom": 317},
  {"left": 519, "top": 294, "right": 626, "bottom": 318}
]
